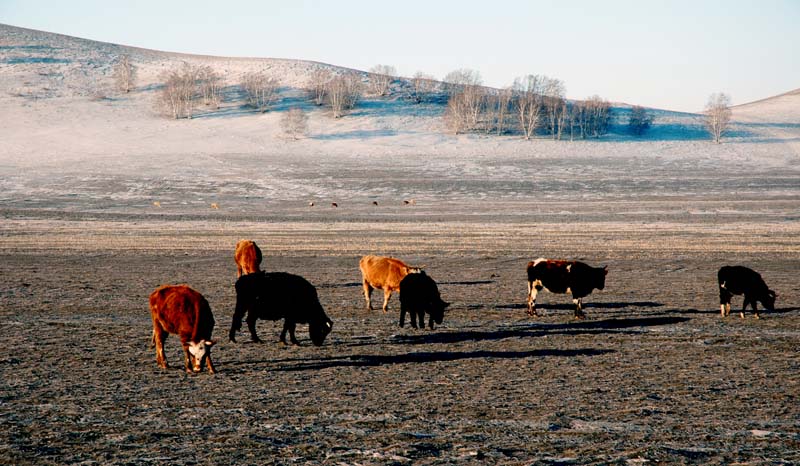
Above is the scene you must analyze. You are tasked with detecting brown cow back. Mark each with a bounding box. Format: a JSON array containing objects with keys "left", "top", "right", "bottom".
[
  {"left": 149, "top": 284, "right": 214, "bottom": 343},
  {"left": 359, "top": 255, "right": 417, "bottom": 291},
  {"left": 235, "top": 240, "right": 263, "bottom": 277}
]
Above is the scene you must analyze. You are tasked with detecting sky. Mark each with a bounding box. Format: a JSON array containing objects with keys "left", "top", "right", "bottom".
[{"left": 2, "top": 0, "right": 799, "bottom": 112}]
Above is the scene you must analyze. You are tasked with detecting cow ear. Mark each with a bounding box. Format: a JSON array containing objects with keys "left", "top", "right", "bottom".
[
  {"left": 604, "top": 266, "right": 608, "bottom": 275},
  {"left": 443, "top": 301, "right": 451, "bottom": 309},
  {"left": 205, "top": 340, "right": 216, "bottom": 347}
]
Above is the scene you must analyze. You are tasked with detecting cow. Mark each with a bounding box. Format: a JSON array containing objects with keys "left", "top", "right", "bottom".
[
  {"left": 399, "top": 271, "right": 449, "bottom": 330},
  {"left": 718, "top": 265, "right": 776, "bottom": 319},
  {"left": 229, "top": 271, "right": 333, "bottom": 346},
  {"left": 359, "top": 255, "right": 423, "bottom": 312},
  {"left": 149, "top": 284, "right": 216, "bottom": 374},
  {"left": 526, "top": 258, "right": 608, "bottom": 319},
  {"left": 234, "top": 239, "right": 262, "bottom": 278}
]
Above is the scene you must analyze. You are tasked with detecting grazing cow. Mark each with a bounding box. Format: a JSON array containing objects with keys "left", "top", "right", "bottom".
[
  {"left": 229, "top": 272, "right": 333, "bottom": 346},
  {"left": 399, "top": 271, "right": 449, "bottom": 330},
  {"left": 234, "top": 239, "right": 263, "bottom": 278},
  {"left": 149, "top": 284, "right": 216, "bottom": 374},
  {"left": 359, "top": 255, "right": 423, "bottom": 312},
  {"left": 526, "top": 258, "right": 608, "bottom": 319},
  {"left": 718, "top": 265, "right": 776, "bottom": 319},
  {"left": 331, "top": 202, "right": 338, "bottom": 208}
]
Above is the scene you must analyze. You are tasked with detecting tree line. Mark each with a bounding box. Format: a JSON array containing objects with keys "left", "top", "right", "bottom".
[{"left": 110, "top": 55, "right": 734, "bottom": 143}]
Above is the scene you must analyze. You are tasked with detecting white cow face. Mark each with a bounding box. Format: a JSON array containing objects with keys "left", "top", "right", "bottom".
[{"left": 188, "top": 340, "right": 216, "bottom": 372}]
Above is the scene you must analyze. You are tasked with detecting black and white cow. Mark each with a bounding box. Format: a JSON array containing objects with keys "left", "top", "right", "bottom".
[
  {"left": 526, "top": 258, "right": 608, "bottom": 319},
  {"left": 718, "top": 265, "right": 776, "bottom": 319}
]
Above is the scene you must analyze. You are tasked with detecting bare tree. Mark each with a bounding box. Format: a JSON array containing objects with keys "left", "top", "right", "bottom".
[
  {"left": 628, "top": 105, "right": 654, "bottom": 136},
  {"left": 572, "top": 96, "right": 612, "bottom": 138},
  {"left": 704, "top": 92, "right": 732, "bottom": 144},
  {"left": 482, "top": 88, "right": 512, "bottom": 135},
  {"left": 281, "top": 107, "right": 309, "bottom": 140},
  {"left": 512, "top": 74, "right": 544, "bottom": 140},
  {"left": 368, "top": 65, "right": 396, "bottom": 96},
  {"left": 242, "top": 72, "right": 279, "bottom": 112},
  {"left": 197, "top": 66, "right": 224, "bottom": 109},
  {"left": 113, "top": 54, "right": 136, "bottom": 93},
  {"left": 543, "top": 77, "right": 566, "bottom": 139},
  {"left": 157, "top": 63, "right": 201, "bottom": 119},
  {"left": 326, "top": 73, "right": 362, "bottom": 118},
  {"left": 307, "top": 69, "right": 332, "bottom": 106},
  {"left": 443, "top": 68, "right": 482, "bottom": 95},
  {"left": 410, "top": 71, "right": 436, "bottom": 104}
]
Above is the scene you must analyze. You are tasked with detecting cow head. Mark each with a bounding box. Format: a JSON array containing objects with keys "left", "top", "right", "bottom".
[
  {"left": 187, "top": 340, "right": 216, "bottom": 373},
  {"left": 762, "top": 289, "right": 776, "bottom": 310},
  {"left": 595, "top": 266, "right": 608, "bottom": 290},
  {"left": 429, "top": 299, "right": 450, "bottom": 326},
  {"left": 310, "top": 318, "right": 333, "bottom": 346}
]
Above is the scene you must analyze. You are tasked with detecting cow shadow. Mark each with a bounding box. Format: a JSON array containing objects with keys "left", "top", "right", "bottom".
[
  {"left": 670, "top": 307, "right": 798, "bottom": 315},
  {"left": 494, "top": 301, "right": 664, "bottom": 311},
  {"left": 268, "top": 348, "right": 615, "bottom": 372},
  {"left": 318, "top": 281, "right": 362, "bottom": 289},
  {"left": 346, "top": 316, "right": 690, "bottom": 347},
  {"left": 439, "top": 280, "right": 495, "bottom": 286}
]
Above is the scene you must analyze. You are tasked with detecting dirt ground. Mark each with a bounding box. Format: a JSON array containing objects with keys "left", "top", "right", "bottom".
[
  {"left": 0, "top": 134, "right": 799, "bottom": 465},
  {"left": 1, "top": 203, "right": 799, "bottom": 465}
]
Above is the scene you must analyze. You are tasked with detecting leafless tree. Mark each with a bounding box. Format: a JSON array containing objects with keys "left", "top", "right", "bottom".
[
  {"left": 197, "top": 66, "right": 224, "bottom": 109},
  {"left": 368, "top": 65, "right": 396, "bottom": 96},
  {"left": 444, "top": 83, "right": 487, "bottom": 134},
  {"left": 443, "top": 68, "right": 482, "bottom": 95},
  {"left": 556, "top": 100, "right": 569, "bottom": 140},
  {"left": 512, "top": 74, "right": 545, "bottom": 140},
  {"left": 410, "top": 71, "right": 436, "bottom": 104},
  {"left": 113, "top": 54, "right": 136, "bottom": 93},
  {"left": 242, "top": 72, "right": 279, "bottom": 112},
  {"left": 628, "top": 105, "right": 654, "bottom": 136},
  {"left": 326, "top": 73, "right": 362, "bottom": 118},
  {"left": 704, "top": 92, "right": 732, "bottom": 144},
  {"left": 281, "top": 107, "right": 309, "bottom": 140},
  {"left": 572, "top": 96, "right": 612, "bottom": 138},
  {"left": 543, "top": 77, "right": 566, "bottom": 139},
  {"left": 482, "top": 88, "right": 512, "bottom": 135},
  {"left": 307, "top": 69, "right": 332, "bottom": 106},
  {"left": 158, "top": 63, "right": 199, "bottom": 119}
]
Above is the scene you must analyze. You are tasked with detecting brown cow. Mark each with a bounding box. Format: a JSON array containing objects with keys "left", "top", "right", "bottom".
[
  {"left": 235, "top": 240, "right": 263, "bottom": 278},
  {"left": 359, "top": 255, "right": 422, "bottom": 312},
  {"left": 149, "top": 284, "right": 216, "bottom": 374}
]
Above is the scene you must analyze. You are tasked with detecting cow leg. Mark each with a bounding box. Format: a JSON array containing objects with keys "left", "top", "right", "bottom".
[
  {"left": 527, "top": 282, "right": 540, "bottom": 317},
  {"left": 280, "top": 321, "right": 299, "bottom": 345},
  {"left": 205, "top": 354, "right": 216, "bottom": 374},
  {"left": 399, "top": 305, "right": 407, "bottom": 327},
  {"left": 740, "top": 297, "right": 750, "bottom": 319},
  {"left": 363, "top": 280, "right": 373, "bottom": 310},
  {"left": 751, "top": 300, "right": 760, "bottom": 320},
  {"left": 573, "top": 298, "right": 586, "bottom": 319},
  {"left": 719, "top": 288, "right": 732, "bottom": 317},
  {"left": 181, "top": 342, "right": 193, "bottom": 374},
  {"left": 246, "top": 315, "right": 262, "bottom": 343},
  {"left": 428, "top": 313, "right": 435, "bottom": 330},
  {"left": 237, "top": 265, "right": 243, "bottom": 278},
  {"left": 382, "top": 289, "right": 392, "bottom": 313},
  {"left": 153, "top": 323, "right": 168, "bottom": 369}
]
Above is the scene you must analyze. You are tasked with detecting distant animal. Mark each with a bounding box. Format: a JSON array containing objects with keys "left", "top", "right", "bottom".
[
  {"left": 526, "top": 258, "right": 608, "bottom": 319},
  {"left": 359, "top": 255, "right": 423, "bottom": 312},
  {"left": 331, "top": 202, "right": 338, "bottom": 208},
  {"left": 234, "top": 239, "right": 263, "bottom": 278},
  {"left": 399, "top": 271, "right": 449, "bottom": 330},
  {"left": 309, "top": 201, "right": 315, "bottom": 207},
  {"left": 152, "top": 201, "right": 161, "bottom": 208},
  {"left": 210, "top": 202, "right": 219, "bottom": 209},
  {"left": 229, "top": 272, "right": 333, "bottom": 346},
  {"left": 149, "top": 284, "right": 216, "bottom": 374},
  {"left": 372, "top": 201, "right": 379, "bottom": 206},
  {"left": 718, "top": 265, "right": 776, "bottom": 319}
]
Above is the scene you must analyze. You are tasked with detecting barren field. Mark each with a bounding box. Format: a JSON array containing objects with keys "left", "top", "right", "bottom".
[{"left": 1, "top": 146, "right": 799, "bottom": 465}]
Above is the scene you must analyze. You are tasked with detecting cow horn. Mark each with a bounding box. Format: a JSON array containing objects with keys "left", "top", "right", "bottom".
[{"left": 325, "top": 321, "right": 332, "bottom": 329}]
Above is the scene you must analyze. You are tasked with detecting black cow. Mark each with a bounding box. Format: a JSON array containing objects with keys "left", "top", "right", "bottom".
[
  {"left": 718, "top": 265, "right": 776, "bottom": 319},
  {"left": 399, "top": 271, "right": 449, "bottom": 330},
  {"left": 526, "top": 258, "right": 608, "bottom": 319},
  {"left": 229, "top": 272, "right": 333, "bottom": 346}
]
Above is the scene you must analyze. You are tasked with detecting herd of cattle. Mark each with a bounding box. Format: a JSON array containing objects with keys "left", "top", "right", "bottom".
[{"left": 148, "top": 240, "right": 778, "bottom": 374}]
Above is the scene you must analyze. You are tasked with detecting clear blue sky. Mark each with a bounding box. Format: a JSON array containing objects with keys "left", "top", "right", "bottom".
[{"left": 2, "top": 0, "right": 798, "bottom": 112}]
